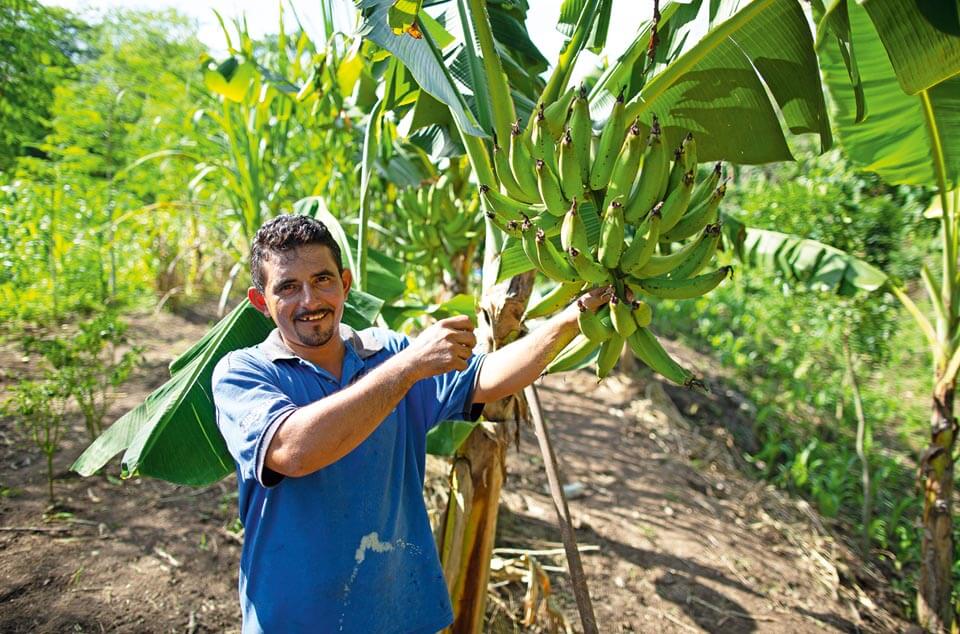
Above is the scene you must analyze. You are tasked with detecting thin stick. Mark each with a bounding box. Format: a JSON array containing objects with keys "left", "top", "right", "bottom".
[
  {"left": 524, "top": 384, "right": 599, "bottom": 634},
  {"left": 0, "top": 526, "right": 73, "bottom": 533}
]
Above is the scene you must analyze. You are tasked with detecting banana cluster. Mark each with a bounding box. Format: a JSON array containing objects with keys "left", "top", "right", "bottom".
[
  {"left": 395, "top": 173, "right": 483, "bottom": 272},
  {"left": 482, "top": 86, "right": 732, "bottom": 387}
]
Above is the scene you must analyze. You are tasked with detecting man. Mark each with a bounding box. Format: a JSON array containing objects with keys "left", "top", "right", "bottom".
[{"left": 212, "top": 214, "right": 606, "bottom": 633}]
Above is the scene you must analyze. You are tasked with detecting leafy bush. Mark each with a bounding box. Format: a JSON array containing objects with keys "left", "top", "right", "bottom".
[
  {"left": 654, "top": 151, "right": 945, "bottom": 615},
  {"left": 24, "top": 313, "right": 142, "bottom": 440},
  {"left": 2, "top": 378, "right": 71, "bottom": 504}
]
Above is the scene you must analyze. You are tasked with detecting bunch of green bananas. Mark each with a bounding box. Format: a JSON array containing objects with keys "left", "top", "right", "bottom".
[
  {"left": 481, "top": 86, "right": 732, "bottom": 387},
  {"left": 395, "top": 173, "right": 483, "bottom": 272}
]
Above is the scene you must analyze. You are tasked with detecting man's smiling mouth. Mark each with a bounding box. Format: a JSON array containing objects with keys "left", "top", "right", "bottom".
[{"left": 296, "top": 310, "right": 331, "bottom": 323}]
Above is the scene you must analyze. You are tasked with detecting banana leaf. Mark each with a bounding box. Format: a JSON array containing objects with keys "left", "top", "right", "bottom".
[
  {"left": 426, "top": 420, "right": 480, "bottom": 455},
  {"left": 860, "top": 0, "right": 960, "bottom": 96},
  {"left": 380, "top": 293, "right": 478, "bottom": 330},
  {"left": 72, "top": 292, "right": 384, "bottom": 486},
  {"left": 819, "top": 1, "right": 960, "bottom": 189},
  {"left": 593, "top": 0, "right": 831, "bottom": 163},
  {"left": 354, "top": 0, "right": 485, "bottom": 137},
  {"left": 739, "top": 227, "right": 888, "bottom": 296}
]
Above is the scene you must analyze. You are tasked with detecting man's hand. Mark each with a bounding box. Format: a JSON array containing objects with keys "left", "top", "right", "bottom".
[
  {"left": 399, "top": 315, "right": 477, "bottom": 379},
  {"left": 574, "top": 285, "right": 614, "bottom": 314}
]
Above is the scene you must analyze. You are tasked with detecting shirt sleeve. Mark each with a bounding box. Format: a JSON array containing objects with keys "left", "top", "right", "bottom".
[
  {"left": 424, "top": 353, "right": 487, "bottom": 431},
  {"left": 212, "top": 351, "right": 297, "bottom": 488}
]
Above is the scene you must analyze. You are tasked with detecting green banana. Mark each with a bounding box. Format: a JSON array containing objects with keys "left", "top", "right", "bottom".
[
  {"left": 665, "top": 145, "right": 687, "bottom": 199},
  {"left": 681, "top": 133, "right": 697, "bottom": 173},
  {"left": 559, "top": 129, "right": 584, "bottom": 202},
  {"left": 525, "top": 280, "right": 586, "bottom": 320},
  {"left": 567, "top": 246, "right": 612, "bottom": 285},
  {"left": 628, "top": 265, "right": 732, "bottom": 300},
  {"left": 627, "top": 328, "right": 697, "bottom": 387},
  {"left": 531, "top": 106, "right": 558, "bottom": 172},
  {"left": 578, "top": 302, "right": 614, "bottom": 343},
  {"left": 485, "top": 211, "right": 522, "bottom": 237},
  {"left": 479, "top": 184, "right": 540, "bottom": 221},
  {"left": 493, "top": 135, "right": 537, "bottom": 204},
  {"left": 598, "top": 197, "right": 626, "bottom": 269},
  {"left": 533, "top": 211, "right": 563, "bottom": 237},
  {"left": 535, "top": 229, "right": 579, "bottom": 282},
  {"left": 536, "top": 159, "right": 569, "bottom": 217},
  {"left": 588, "top": 90, "right": 628, "bottom": 191},
  {"left": 620, "top": 203, "right": 663, "bottom": 274},
  {"left": 603, "top": 118, "right": 645, "bottom": 210},
  {"left": 609, "top": 295, "right": 638, "bottom": 338},
  {"left": 560, "top": 199, "right": 588, "bottom": 253},
  {"left": 596, "top": 335, "right": 625, "bottom": 381},
  {"left": 667, "top": 222, "right": 722, "bottom": 280},
  {"left": 510, "top": 120, "right": 541, "bottom": 201},
  {"left": 624, "top": 116, "right": 668, "bottom": 224},
  {"left": 569, "top": 86, "right": 592, "bottom": 183},
  {"left": 631, "top": 228, "right": 703, "bottom": 278},
  {"left": 631, "top": 300, "right": 652, "bottom": 328},
  {"left": 659, "top": 182, "right": 725, "bottom": 243},
  {"left": 690, "top": 162, "right": 722, "bottom": 209},
  {"left": 542, "top": 87, "right": 577, "bottom": 139},
  {"left": 520, "top": 218, "right": 542, "bottom": 270},
  {"left": 657, "top": 170, "right": 695, "bottom": 236},
  {"left": 545, "top": 334, "right": 600, "bottom": 375}
]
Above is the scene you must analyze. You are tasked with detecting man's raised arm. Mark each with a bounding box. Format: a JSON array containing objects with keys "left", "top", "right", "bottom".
[
  {"left": 473, "top": 287, "right": 610, "bottom": 404},
  {"left": 265, "top": 316, "right": 476, "bottom": 477}
]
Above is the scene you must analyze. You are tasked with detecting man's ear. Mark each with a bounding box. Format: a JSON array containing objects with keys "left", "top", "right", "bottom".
[
  {"left": 248, "top": 287, "right": 270, "bottom": 317},
  {"left": 340, "top": 268, "right": 352, "bottom": 295}
]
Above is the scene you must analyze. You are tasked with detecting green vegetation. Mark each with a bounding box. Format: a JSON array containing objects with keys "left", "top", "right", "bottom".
[{"left": 2, "top": 0, "right": 958, "bottom": 628}]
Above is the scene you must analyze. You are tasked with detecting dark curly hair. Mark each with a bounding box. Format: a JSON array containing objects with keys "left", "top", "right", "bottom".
[{"left": 250, "top": 214, "right": 343, "bottom": 292}]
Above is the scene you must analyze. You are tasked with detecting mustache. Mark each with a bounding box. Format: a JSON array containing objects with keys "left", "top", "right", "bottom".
[{"left": 294, "top": 308, "right": 333, "bottom": 320}]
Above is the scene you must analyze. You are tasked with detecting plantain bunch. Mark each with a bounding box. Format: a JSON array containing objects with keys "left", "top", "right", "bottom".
[
  {"left": 482, "top": 86, "right": 733, "bottom": 387},
  {"left": 395, "top": 173, "right": 483, "bottom": 273}
]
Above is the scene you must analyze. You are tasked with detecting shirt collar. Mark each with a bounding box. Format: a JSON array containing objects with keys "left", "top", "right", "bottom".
[{"left": 259, "top": 324, "right": 384, "bottom": 363}]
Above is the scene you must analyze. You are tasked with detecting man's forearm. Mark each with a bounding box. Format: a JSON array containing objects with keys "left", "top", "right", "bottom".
[
  {"left": 265, "top": 352, "right": 420, "bottom": 476},
  {"left": 474, "top": 304, "right": 580, "bottom": 403}
]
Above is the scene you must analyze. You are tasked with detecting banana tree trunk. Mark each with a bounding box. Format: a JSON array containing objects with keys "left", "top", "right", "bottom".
[
  {"left": 437, "top": 271, "right": 534, "bottom": 633},
  {"left": 918, "top": 377, "right": 958, "bottom": 633}
]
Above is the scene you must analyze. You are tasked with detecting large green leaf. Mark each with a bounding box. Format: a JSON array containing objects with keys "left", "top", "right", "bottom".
[
  {"left": 380, "top": 293, "right": 477, "bottom": 330},
  {"left": 73, "top": 292, "right": 384, "bottom": 486},
  {"left": 355, "top": 0, "right": 485, "bottom": 137},
  {"left": 819, "top": 1, "right": 960, "bottom": 189},
  {"left": 426, "top": 420, "right": 479, "bottom": 455},
  {"left": 740, "top": 227, "right": 888, "bottom": 296},
  {"left": 860, "top": 0, "right": 960, "bottom": 95},
  {"left": 595, "top": 0, "right": 831, "bottom": 163}
]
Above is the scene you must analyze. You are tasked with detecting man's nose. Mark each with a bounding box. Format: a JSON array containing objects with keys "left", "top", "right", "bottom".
[{"left": 301, "top": 283, "right": 325, "bottom": 307}]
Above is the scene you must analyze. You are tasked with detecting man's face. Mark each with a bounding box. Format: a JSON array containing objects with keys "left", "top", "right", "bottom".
[{"left": 248, "top": 243, "right": 352, "bottom": 353}]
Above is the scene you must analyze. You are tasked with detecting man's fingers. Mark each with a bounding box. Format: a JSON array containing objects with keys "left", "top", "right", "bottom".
[
  {"left": 437, "top": 314, "right": 475, "bottom": 331},
  {"left": 450, "top": 329, "right": 477, "bottom": 349},
  {"left": 578, "top": 286, "right": 614, "bottom": 312}
]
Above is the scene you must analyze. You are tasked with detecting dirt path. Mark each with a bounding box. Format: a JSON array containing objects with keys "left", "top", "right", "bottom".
[{"left": 0, "top": 309, "right": 910, "bottom": 632}]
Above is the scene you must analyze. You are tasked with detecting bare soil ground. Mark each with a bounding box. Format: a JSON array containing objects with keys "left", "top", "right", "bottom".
[{"left": 0, "top": 308, "right": 912, "bottom": 633}]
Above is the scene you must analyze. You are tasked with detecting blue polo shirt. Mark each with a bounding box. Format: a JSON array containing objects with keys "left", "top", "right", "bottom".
[{"left": 212, "top": 325, "right": 485, "bottom": 634}]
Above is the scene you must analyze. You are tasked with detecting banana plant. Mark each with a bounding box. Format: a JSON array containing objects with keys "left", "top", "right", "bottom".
[
  {"left": 698, "top": 1, "right": 960, "bottom": 627},
  {"left": 813, "top": 2, "right": 960, "bottom": 628}
]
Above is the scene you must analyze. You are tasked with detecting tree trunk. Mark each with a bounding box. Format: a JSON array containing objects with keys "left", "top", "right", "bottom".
[
  {"left": 437, "top": 270, "right": 533, "bottom": 632},
  {"left": 917, "top": 377, "right": 958, "bottom": 633}
]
